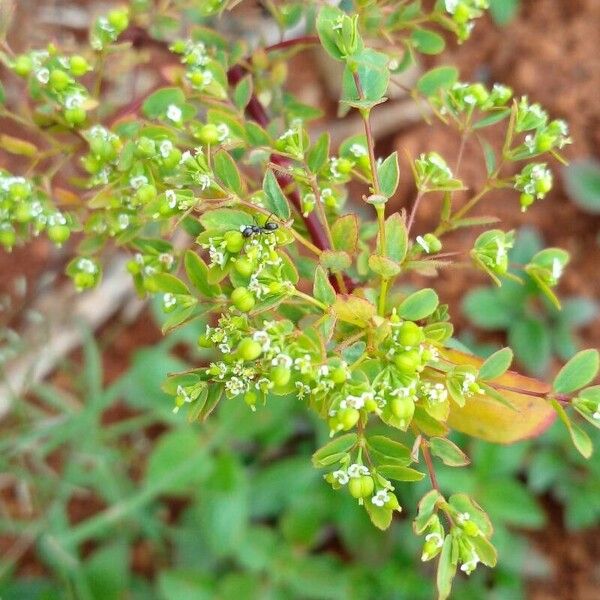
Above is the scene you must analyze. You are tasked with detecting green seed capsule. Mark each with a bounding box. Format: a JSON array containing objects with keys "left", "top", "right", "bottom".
[
  {"left": 136, "top": 184, "right": 157, "bottom": 204},
  {"left": 107, "top": 9, "right": 129, "bottom": 31},
  {"left": 396, "top": 321, "right": 424, "bottom": 347},
  {"left": 70, "top": 55, "right": 90, "bottom": 76},
  {"left": 237, "top": 338, "right": 262, "bottom": 361},
  {"left": 0, "top": 225, "right": 16, "bottom": 249},
  {"left": 231, "top": 286, "right": 255, "bottom": 312},
  {"left": 198, "top": 123, "right": 220, "bottom": 145},
  {"left": 9, "top": 182, "right": 29, "bottom": 201},
  {"left": 233, "top": 257, "right": 254, "bottom": 278},
  {"left": 49, "top": 69, "right": 70, "bottom": 91},
  {"left": 336, "top": 157, "right": 354, "bottom": 175},
  {"left": 224, "top": 230, "right": 244, "bottom": 253},
  {"left": 136, "top": 137, "right": 156, "bottom": 157},
  {"left": 423, "top": 233, "right": 442, "bottom": 253},
  {"left": 270, "top": 364, "right": 291, "bottom": 387},
  {"left": 337, "top": 407, "right": 360, "bottom": 430},
  {"left": 390, "top": 396, "right": 415, "bottom": 428},
  {"left": 519, "top": 193, "right": 534, "bottom": 210},
  {"left": 331, "top": 366, "right": 347, "bottom": 384},
  {"left": 64, "top": 107, "right": 86, "bottom": 126},
  {"left": 73, "top": 272, "right": 96, "bottom": 290},
  {"left": 13, "top": 55, "right": 33, "bottom": 76},
  {"left": 47, "top": 224, "right": 71, "bottom": 245},
  {"left": 535, "top": 133, "right": 554, "bottom": 153},
  {"left": 348, "top": 475, "right": 374, "bottom": 499},
  {"left": 244, "top": 390, "right": 257, "bottom": 408},
  {"left": 394, "top": 349, "right": 421, "bottom": 373},
  {"left": 197, "top": 334, "right": 212, "bottom": 348}
]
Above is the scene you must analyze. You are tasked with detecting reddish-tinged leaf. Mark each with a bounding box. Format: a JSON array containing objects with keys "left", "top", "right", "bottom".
[{"left": 443, "top": 349, "right": 555, "bottom": 444}]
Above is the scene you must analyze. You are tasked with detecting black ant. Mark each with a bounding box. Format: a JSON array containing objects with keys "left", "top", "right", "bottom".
[{"left": 241, "top": 214, "right": 279, "bottom": 238}]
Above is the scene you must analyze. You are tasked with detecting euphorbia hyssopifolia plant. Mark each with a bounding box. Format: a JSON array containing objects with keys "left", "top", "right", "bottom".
[{"left": 1, "top": 1, "right": 598, "bottom": 597}]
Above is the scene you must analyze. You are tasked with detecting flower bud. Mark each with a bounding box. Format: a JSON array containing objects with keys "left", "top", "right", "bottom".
[
  {"left": 423, "top": 233, "right": 442, "bottom": 253},
  {"left": 331, "top": 366, "right": 348, "bottom": 384},
  {"left": 136, "top": 183, "right": 157, "bottom": 204},
  {"left": 197, "top": 334, "right": 212, "bottom": 348},
  {"left": 107, "top": 8, "right": 129, "bottom": 32}
]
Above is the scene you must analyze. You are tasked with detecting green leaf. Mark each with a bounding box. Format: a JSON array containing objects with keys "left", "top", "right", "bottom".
[
  {"left": 331, "top": 214, "right": 359, "bottom": 254},
  {"left": 146, "top": 273, "right": 190, "bottom": 295},
  {"left": 332, "top": 295, "right": 376, "bottom": 327},
  {"left": 429, "top": 437, "right": 470, "bottom": 467},
  {"left": 342, "top": 48, "right": 390, "bottom": 104},
  {"left": 551, "top": 399, "right": 593, "bottom": 458},
  {"left": 462, "top": 287, "right": 514, "bottom": 330},
  {"left": 398, "top": 288, "right": 439, "bottom": 320},
  {"left": 436, "top": 535, "right": 457, "bottom": 600},
  {"left": 184, "top": 251, "right": 221, "bottom": 297},
  {"left": 142, "top": 87, "right": 185, "bottom": 119},
  {"left": 553, "top": 349, "right": 600, "bottom": 394},
  {"left": 564, "top": 159, "right": 600, "bottom": 213},
  {"left": 478, "top": 347, "right": 513, "bottom": 381},
  {"left": 145, "top": 428, "right": 208, "bottom": 494},
  {"left": 508, "top": 317, "right": 551, "bottom": 377},
  {"left": 233, "top": 75, "right": 253, "bottom": 110},
  {"left": 316, "top": 6, "right": 345, "bottom": 61},
  {"left": 313, "top": 265, "right": 336, "bottom": 306},
  {"left": 473, "top": 109, "right": 511, "bottom": 130},
  {"left": 417, "top": 66, "right": 458, "bottom": 97},
  {"left": 307, "top": 132, "right": 330, "bottom": 173},
  {"left": 262, "top": 170, "right": 291, "bottom": 219},
  {"left": 368, "top": 255, "right": 401, "bottom": 278},
  {"left": 213, "top": 150, "right": 243, "bottom": 196},
  {"left": 377, "top": 464, "right": 424, "bottom": 482},
  {"left": 84, "top": 543, "right": 129, "bottom": 600},
  {"left": 367, "top": 435, "right": 410, "bottom": 465},
  {"left": 410, "top": 28, "right": 445, "bottom": 55},
  {"left": 311, "top": 433, "right": 358, "bottom": 467},
  {"left": 0, "top": 81, "right": 5, "bottom": 105},
  {"left": 489, "top": 0, "right": 520, "bottom": 26},
  {"left": 198, "top": 208, "right": 250, "bottom": 233},
  {"left": 377, "top": 151, "right": 400, "bottom": 197},
  {"left": 364, "top": 501, "right": 393, "bottom": 530},
  {"left": 414, "top": 489, "right": 442, "bottom": 534},
  {"left": 320, "top": 250, "right": 352, "bottom": 273},
  {"left": 382, "top": 212, "right": 408, "bottom": 263},
  {"left": 478, "top": 136, "right": 497, "bottom": 176}
]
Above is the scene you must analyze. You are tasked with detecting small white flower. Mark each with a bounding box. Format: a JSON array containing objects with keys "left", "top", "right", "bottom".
[
  {"left": 64, "top": 93, "right": 86, "bottom": 109},
  {"left": 332, "top": 470, "right": 350, "bottom": 485},
  {"left": 445, "top": 0, "right": 459, "bottom": 14},
  {"left": 460, "top": 551, "right": 480, "bottom": 575},
  {"left": 551, "top": 257, "right": 563, "bottom": 281},
  {"left": 159, "top": 140, "right": 173, "bottom": 158},
  {"left": 199, "top": 174, "right": 211, "bottom": 190},
  {"left": 36, "top": 68, "right": 50, "bottom": 84},
  {"left": 212, "top": 123, "right": 228, "bottom": 142},
  {"left": 272, "top": 353, "right": 293, "bottom": 369},
  {"left": 425, "top": 532, "right": 444, "bottom": 547},
  {"left": 593, "top": 411, "right": 600, "bottom": 420},
  {"left": 371, "top": 489, "right": 390, "bottom": 507},
  {"left": 347, "top": 464, "right": 370, "bottom": 478},
  {"left": 166, "top": 104, "right": 182, "bottom": 122},
  {"left": 456, "top": 512, "right": 471, "bottom": 525},
  {"left": 165, "top": 189, "right": 177, "bottom": 208},
  {"left": 130, "top": 175, "right": 148, "bottom": 190},
  {"left": 77, "top": 258, "right": 97, "bottom": 274},
  {"left": 416, "top": 235, "right": 430, "bottom": 253},
  {"left": 349, "top": 143, "right": 367, "bottom": 158},
  {"left": 163, "top": 293, "right": 177, "bottom": 309},
  {"left": 218, "top": 343, "right": 231, "bottom": 354}
]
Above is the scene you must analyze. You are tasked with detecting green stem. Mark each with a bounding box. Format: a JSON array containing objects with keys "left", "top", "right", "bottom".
[{"left": 293, "top": 289, "right": 328, "bottom": 312}]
